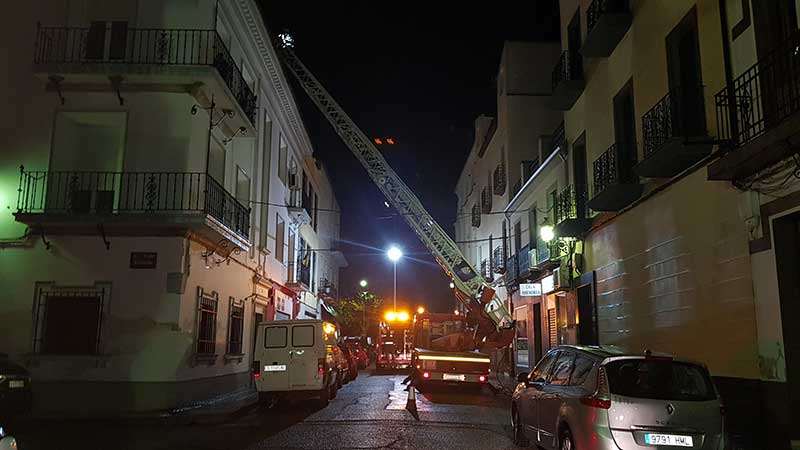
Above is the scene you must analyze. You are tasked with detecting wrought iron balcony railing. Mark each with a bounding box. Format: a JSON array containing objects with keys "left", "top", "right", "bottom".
[
  {"left": 587, "top": 0, "right": 630, "bottom": 33},
  {"left": 492, "top": 245, "right": 506, "bottom": 273},
  {"left": 480, "top": 258, "right": 491, "bottom": 281},
  {"left": 493, "top": 164, "right": 507, "bottom": 195},
  {"left": 471, "top": 203, "right": 481, "bottom": 228},
  {"left": 642, "top": 85, "right": 706, "bottom": 158},
  {"left": 505, "top": 253, "right": 519, "bottom": 285},
  {"left": 545, "top": 121, "right": 566, "bottom": 161},
  {"left": 551, "top": 50, "right": 583, "bottom": 92},
  {"left": 34, "top": 25, "right": 257, "bottom": 125},
  {"left": 593, "top": 142, "right": 638, "bottom": 195},
  {"left": 715, "top": 31, "right": 800, "bottom": 148},
  {"left": 288, "top": 260, "right": 311, "bottom": 287},
  {"left": 16, "top": 168, "right": 250, "bottom": 240},
  {"left": 518, "top": 244, "right": 531, "bottom": 276},
  {"left": 555, "top": 185, "right": 590, "bottom": 224}
]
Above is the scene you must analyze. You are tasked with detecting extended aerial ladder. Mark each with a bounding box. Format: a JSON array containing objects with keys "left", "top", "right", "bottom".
[{"left": 275, "top": 34, "right": 514, "bottom": 349}]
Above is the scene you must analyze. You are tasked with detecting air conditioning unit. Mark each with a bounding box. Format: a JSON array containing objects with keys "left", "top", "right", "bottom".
[{"left": 552, "top": 263, "right": 572, "bottom": 291}]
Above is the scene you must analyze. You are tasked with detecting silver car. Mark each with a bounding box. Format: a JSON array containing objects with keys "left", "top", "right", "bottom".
[{"left": 511, "top": 345, "right": 724, "bottom": 450}]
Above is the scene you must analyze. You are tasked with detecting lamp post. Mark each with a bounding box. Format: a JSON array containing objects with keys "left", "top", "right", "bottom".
[{"left": 387, "top": 246, "right": 403, "bottom": 312}]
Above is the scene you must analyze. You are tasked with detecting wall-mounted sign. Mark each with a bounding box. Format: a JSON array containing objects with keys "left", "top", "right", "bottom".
[
  {"left": 130, "top": 252, "right": 157, "bottom": 269},
  {"left": 541, "top": 274, "right": 555, "bottom": 294},
  {"left": 520, "top": 283, "right": 542, "bottom": 296}
]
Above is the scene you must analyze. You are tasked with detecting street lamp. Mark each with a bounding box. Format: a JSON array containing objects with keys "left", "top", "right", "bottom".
[
  {"left": 359, "top": 279, "right": 368, "bottom": 335},
  {"left": 417, "top": 306, "right": 425, "bottom": 314},
  {"left": 540, "top": 224, "right": 555, "bottom": 243},
  {"left": 387, "top": 246, "right": 403, "bottom": 311},
  {"left": 449, "top": 282, "right": 455, "bottom": 289},
  {"left": 359, "top": 279, "right": 368, "bottom": 288}
]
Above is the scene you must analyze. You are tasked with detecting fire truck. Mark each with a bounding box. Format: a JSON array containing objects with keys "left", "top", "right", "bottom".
[
  {"left": 276, "top": 35, "right": 516, "bottom": 365},
  {"left": 411, "top": 313, "right": 491, "bottom": 384},
  {"left": 376, "top": 311, "right": 412, "bottom": 370}
]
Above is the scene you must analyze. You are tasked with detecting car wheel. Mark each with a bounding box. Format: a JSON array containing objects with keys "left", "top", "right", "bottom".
[
  {"left": 559, "top": 428, "right": 574, "bottom": 450},
  {"left": 511, "top": 406, "right": 530, "bottom": 447}
]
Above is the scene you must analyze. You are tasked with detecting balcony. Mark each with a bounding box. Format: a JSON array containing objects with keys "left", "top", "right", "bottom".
[
  {"left": 318, "top": 278, "right": 337, "bottom": 300},
  {"left": 549, "top": 51, "right": 584, "bottom": 110},
  {"left": 287, "top": 260, "right": 311, "bottom": 292},
  {"left": 504, "top": 253, "right": 519, "bottom": 287},
  {"left": 709, "top": 32, "right": 800, "bottom": 180},
  {"left": 517, "top": 244, "right": 532, "bottom": 279},
  {"left": 533, "top": 238, "right": 565, "bottom": 271},
  {"left": 588, "top": 142, "right": 644, "bottom": 212},
  {"left": 15, "top": 168, "right": 250, "bottom": 247},
  {"left": 543, "top": 122, "right": 566, "bottom": 161},
  {"left": 492, "top": 245, "right": 506, "bottom": 274},
  {"left": 581, "top": 0, "right": 632, "bottom": 58},
  {"left": 554, "top": 185, "right": 592, "bottom": 238},
  {"left": 637, "top": 86, "right": 713, "bottom": 178},
  {"left": 287, "top": 187, "right": 311, "bottom": 227},
  {"left": 33, "top": 25, "right": 257, "bottom": 128},
  {"left": 471, "top": 203, "right": 481, "bottom": 228},
  {"left": 480, "top": 258, "right": 491, "bottom": 281},
  {"left": 481, "top": 187, "right": 492, "bottom": 214},
  {"left": 493, "top": 164, "right": 507, "bottom": 195}
]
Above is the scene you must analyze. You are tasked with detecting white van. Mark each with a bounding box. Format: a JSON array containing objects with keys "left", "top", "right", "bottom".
[{"left": 252, "top": 320, "right": 343, "bottom": 406}]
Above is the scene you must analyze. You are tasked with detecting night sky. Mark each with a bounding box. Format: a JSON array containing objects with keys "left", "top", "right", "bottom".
[{"left": 260, "top": 1, "right": 560, "bottom": 313}]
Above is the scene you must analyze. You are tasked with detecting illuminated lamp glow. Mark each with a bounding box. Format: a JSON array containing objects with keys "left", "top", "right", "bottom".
[
  {"left": 422, "top": 372, "right": 430, "bottom": 379},
  {"left": 385, "top": 311, "right": 397, "bottom": 321},
  {"left": 540, "top": 225, "right": 555, "bottom": 242},
  {"left": 397, "top": 311, "right": 409, "bottom": 322}
]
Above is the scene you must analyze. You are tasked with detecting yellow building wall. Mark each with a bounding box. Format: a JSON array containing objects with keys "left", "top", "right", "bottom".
[{"left": 585, "top": 170, "right": 758, "bottom": 379}]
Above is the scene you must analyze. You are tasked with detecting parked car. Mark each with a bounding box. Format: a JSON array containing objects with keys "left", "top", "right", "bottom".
[
  {"left": 0, "top": 353, "right": 31, "bottom": 419},
  {"left": 511, "top": 345, "right": 724, "bottom": 450},
  {"left": 252, "top": 320, "right": 342, "bottom": 407},
  {"left": 338, "top": 344, "right": 359, "bottom": 383}
]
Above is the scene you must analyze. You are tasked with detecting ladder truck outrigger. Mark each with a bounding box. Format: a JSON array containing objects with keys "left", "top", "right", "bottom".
[{"left": 275, "top": 34, "right": 515, "bottom": 383}]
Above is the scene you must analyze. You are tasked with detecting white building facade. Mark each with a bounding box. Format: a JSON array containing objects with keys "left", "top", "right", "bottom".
[{"left": 0, "top": 0, "right": 344, "bottom": 416}]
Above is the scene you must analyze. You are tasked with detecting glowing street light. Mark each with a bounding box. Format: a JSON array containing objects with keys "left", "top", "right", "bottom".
[
  {"left": 540, "top": 224, "right": 555, "bottom": 243},
  {"left": 385, "top": 311, "right": 398, "bottom": 322},
  {"left": 387, "top": 246, "right": 403, "bottom": 311},
  {"left": 359, "top": 279, "right": 368, "bottom": 288},
  {"left": 397, "top": 311, "right": 410, "bottom": 322},
  {"left": 453, "top": 309, "right": 460, "bottom": 315},
  {"left": 417, "top": 306, "right": 425, "bottom": 314},
  {"left": 449, "top": 282, "right": 455, "bottom": 289}
]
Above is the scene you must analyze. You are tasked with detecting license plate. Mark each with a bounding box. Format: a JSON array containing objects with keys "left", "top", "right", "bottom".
[
  {"left": 442, "top": 373, "right": 465, "bottom": 381},
  {"left": 8, "top": 380, "right": 25, "bottom": 389},
  {"left": 263, "top": 365, "right": 286, "bottom": 372},
  {"left": 644, "top": 433, "right": 693, "bottom": 447}
]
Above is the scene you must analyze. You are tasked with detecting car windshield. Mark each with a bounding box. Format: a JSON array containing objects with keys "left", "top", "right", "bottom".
[{"left": 604, "top": 359, "right": 716, "bottom": 401}]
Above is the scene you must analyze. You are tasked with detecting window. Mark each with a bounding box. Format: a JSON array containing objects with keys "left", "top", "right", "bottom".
[
  {"left": 235, "top": 166, "right": 250, "bottom": 206},
  {"left": 275, "top": 214, "right": 285, "bottom": 264},
  {"left": 570, "top": 354, "right": 596, "bottom": 387},
  {"left": 530, "top": 351, "right": 558, "bottom": 382},
  {"left": 259, "top": 118, "right": 273, "bottom": 250},
  {"left": 209, "top": 141, "right": 226, "bottom": 184},
  {"left": 197, "top": 288, "right": 219, "bottom": 355},
  {"left": 548, "top": 352, "right": 575, "bottom": 386},
  {"left": 227, "top": 298, "right": 244, "bottom": 355},
  {"left": 34, "top": 286, "right": 107, "bottom": 355},
  {"left": 604, "top": 359, "right": 717, "bottom": 401},
  {"left": 278, "top": 134, "right": 288, "bottom": 185},
  {"left": 288, "top": 229, "right": 296, "bottom": 268},
  {"left": 264, "top": 326, "right": 287, "bottom": 348},
  {"left": 528, "top": 206, "right": 538, "bottom": 248},
  {"left": 292, "top": 325, "right": 315, "bottom": 347}
]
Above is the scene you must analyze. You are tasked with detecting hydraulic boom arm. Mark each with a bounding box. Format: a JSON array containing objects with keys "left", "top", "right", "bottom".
[{"left": 276, "top": 36, "right": 514, "bottom": 348}]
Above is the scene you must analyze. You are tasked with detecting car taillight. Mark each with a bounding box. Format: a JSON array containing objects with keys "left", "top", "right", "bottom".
[
  {"left": 252, "top": 360, "right": 261, "bottom": 379},
  {"left": 318, "top": 358, "right": 326, "bottom": 375},
  {"left": 580, "top": 396, "right": 611, "bottom": 409},
  {"left": 422, "top": 372, "right": 430, "bottom": 379},
  {"left": 478, "top": 375, "right": 487, "bottom": 383}
]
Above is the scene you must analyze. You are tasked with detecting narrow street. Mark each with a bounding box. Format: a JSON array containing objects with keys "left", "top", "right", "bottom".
[{"left": 11, "top": 370, "right": 514, "bottom": 450}]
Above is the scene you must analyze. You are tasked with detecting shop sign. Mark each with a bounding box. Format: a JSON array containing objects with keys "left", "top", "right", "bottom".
[
  {"left": 130, "top": 252, "right": 157, "bottom": 269},
  {"left": 519, "top": 283, "right": 542, "bottom": 296}
]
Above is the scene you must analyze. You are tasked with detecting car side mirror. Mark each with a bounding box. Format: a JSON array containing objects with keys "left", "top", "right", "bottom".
[{"left": 516, "top": 372, "right": 528, "bottom": 383}]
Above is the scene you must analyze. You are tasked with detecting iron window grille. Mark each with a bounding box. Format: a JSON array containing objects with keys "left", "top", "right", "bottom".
[
  {"left": 555, "top": 185, "right": 590, "bottom": 224},
  {"left": 196, "top": 287, "right": 219, "bottom": 356},
  {"left": 587, "top": 0, "right": 630, "bottom": 33},
  {"left": 481, "top": 187, "right": 492, "bottom": 214},
  {"left": 492, "top": 245, "right": 506, "bottom": 274},
  {"left": 227, "top": 297, "right": 244, "bottom": 355},
  {"left": 32, "top": 282, "right": 110, "bottom": 355},
  {"left": 493, "top": 164, "right": 507, "bottom": 195},
  {"left": 471, "top": 204, "right": 481, "bottom": 227},
  {"left": 642, "top": 85, "right": 706, "bottom": 158},
  {"left": 552, "top": 50, "right": 583, "bottom": 91},
  {"left": 481, "top": 258, "right": 491, "bottom": 280}
]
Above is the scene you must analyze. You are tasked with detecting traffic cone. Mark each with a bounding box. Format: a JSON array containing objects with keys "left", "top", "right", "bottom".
[{"left": 405, "top": 380, "right": 419, "bottom": 421}]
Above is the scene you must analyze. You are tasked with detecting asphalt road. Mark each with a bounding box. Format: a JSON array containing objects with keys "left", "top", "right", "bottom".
[{"left": 10, "top": 370, "right": 515, "bottom": 450}]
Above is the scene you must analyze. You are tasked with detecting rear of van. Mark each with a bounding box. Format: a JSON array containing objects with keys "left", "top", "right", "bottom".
[{"left": 253, "top": 320, "right": 339, "bottom": 405}]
